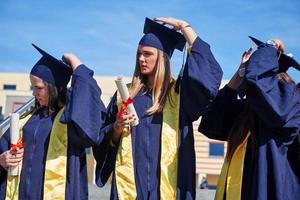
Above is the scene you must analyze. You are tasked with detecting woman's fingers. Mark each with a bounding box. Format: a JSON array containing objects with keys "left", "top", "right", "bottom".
[
  {"left": 120, "top": 114, "right": 136, "bottom": 126},
  {"left": 114, "top": 113, "right": 136, "bottom": 134},
  {"left": 0, "top": 151, "right": 23, "bottom": 169},
  {"left": 4, "top": 152, "right": 23, "bottom": 168},
  {"left": 241, "top": 47, "right": 253, "bottom": 64},
  {"left": 247, "top": 47, "right": 253, "bottom": 53},
  {"left": 154, "top": 17, "right": 188, "bottom": 31},
  {"left": 8, "top": 152, "right": 23, "bottom": 162},
  {"left": 121, "top": 113, "right": 136, "bottom": 127},
  {"left": 62, "top": 53, "right": 82, "bottom": 71},
  {"left": 154, "top": 17, "right": 169, "bottom": 24},
  {"left": 154, "top": 17, "right": 179, "bottom": 29}
]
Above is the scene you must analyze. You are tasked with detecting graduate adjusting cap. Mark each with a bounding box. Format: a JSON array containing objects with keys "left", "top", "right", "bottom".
[
  {"left": 248, "top": 36, "right": 300, "bottom": 72},
  {"left": 31, "top": 44, "right": 72, "bottom": 87},
  {"left": 139, "top": 17, "right": 186, "bottom": 58}
]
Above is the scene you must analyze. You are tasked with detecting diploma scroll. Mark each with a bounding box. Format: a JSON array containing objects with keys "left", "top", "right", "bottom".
[
  {"left": 9, "top": 113, "right": 20, "bottom": 176},
  {"left": 115, "top": 76, "right": 139, "bottom": 126}
]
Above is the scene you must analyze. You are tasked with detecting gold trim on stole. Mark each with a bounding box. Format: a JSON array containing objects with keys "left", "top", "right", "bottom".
[
  {"left": 215, "top": 132, "right": 250, "bottom": 200},
  {"left": 115, "top": 85, "right": 180, "bottom": 200},
  {"left": 43, "top": 108, "right": 68, "bottom": 200}
]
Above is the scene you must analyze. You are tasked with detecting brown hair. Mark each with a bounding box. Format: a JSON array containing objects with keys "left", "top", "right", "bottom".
[
  {"left": 35, "top": 81, "right": 67, "bottom": 115},
  {"left": 278, "top": 72, "right": 300, "bottom": 91},
  {"left": 278, "top": 72, "right": 294, "bottom": 84},
  {"left": 226, "top": 107, "right": 257, "bottom": 161}
]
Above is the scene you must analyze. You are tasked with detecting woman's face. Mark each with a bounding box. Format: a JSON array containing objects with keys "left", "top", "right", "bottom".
[
  {"left": 138, "top": 45, "right": 158, "bottom": 76},
  {"left": 30, "top": 74, "right": 49, "bottom": 106}
]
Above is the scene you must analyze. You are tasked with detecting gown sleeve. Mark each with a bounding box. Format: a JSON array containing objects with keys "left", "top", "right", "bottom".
[
  {"left": 60, "top": 64, "right": 106, "bottom": 147},
  {"left": 238, "top": 45, "right": 300, "bottom": 138},
  {"left": 180, "top": 37, "right": 223, "bottom": 121},
  {"left": 198, "top": 85, "right": 245, "bottom": 141},
  {"left": 92, "top": 93, "right": 119, "bottom": 187}
]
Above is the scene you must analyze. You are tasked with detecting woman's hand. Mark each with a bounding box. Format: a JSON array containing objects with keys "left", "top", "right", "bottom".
[
  {"left": 62, "top": 53, "right": 83, "bottom": 71},
  {"left": 240, "top": 48, "right": 252, "bottom": 66},
  {"left": 154, "top": 17, "right": 197, "bottom": 45},
  {"left": 228, "top": 48, "right": 253, "bottom": 90},
  {"left": 154, "top": 17, "right": 189, "bottom": 31},
  {"left": 0, "top": 148, "right": 24, "bottom": 169},
  {"left": 112, "top": 113, "right": 137, "bottom": 144},
  {"left": 113, "top": 113, "right": 136, "bottom": 135}
]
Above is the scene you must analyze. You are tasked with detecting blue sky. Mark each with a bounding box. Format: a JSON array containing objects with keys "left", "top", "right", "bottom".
[{"left": 0, "top": 0, "right": 299, "bottom": 82}]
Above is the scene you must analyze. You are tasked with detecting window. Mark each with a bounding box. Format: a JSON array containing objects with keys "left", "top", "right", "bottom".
[
  {"left": 3, "top": 84, "right": 16, "bottom": 90},
  {"left": 209, "top": 143, "right": 224, "bottom": 156}
]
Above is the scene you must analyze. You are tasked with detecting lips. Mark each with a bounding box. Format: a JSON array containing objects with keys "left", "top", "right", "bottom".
[{"left": 140, "top": 65, "right": 147, "bottom": 69}]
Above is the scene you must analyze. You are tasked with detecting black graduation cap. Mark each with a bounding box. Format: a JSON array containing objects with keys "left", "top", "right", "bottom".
[
  {"left": 278, "top": 53, "right": 300, "bottom": 72},
  {"left": 139, "top": 17, "right": 186, "bottom": 57},
  {"left": 31, "top": 44, "right": 72, "bottom": 87},
  {"left": 248, "top": 36, "right": 300, "bottom": 72},
  {"left": 248, "top": 36, "right": 264, "bottom": 46}
]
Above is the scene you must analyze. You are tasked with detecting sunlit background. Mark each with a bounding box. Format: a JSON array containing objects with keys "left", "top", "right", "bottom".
[{"left": 0, "top": 0, "right": 299, "bottom": 82}]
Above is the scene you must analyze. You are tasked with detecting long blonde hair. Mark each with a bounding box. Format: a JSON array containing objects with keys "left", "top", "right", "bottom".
[
  {"left": 273, "top": 38, "right": 285, "bottom": 59},
  {"left": 131, "top": 48, "right": 175, "bottom": 115}
]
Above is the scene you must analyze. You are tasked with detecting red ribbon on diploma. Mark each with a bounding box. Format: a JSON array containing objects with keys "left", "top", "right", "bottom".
[
  {"left": 10, "top": 137, "right": 24, "bottom": 152},
  {"left": 118, "top": 97, "right": 133, "bottom": 117}
]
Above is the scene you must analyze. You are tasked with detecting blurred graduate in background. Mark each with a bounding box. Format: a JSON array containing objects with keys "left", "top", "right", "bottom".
[{"left": 199, "top": 36, "right": 300, "bottom": 200}]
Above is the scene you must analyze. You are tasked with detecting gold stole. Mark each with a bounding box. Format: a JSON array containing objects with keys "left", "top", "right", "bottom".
[
  {"left": 215, "top": 132, "right": 250, "bottom": 200},
  {"left": 43, "top": 108, "right": 68, "bottom": 200},
  {"left": 115, "top": 86, "right": 180, "bottom": 200},
  {"left": 5, "top": 108, "right": 68, "bottom": 200},
  {"left": 5, "top": 112, "right": 33, "bottom": 200}
]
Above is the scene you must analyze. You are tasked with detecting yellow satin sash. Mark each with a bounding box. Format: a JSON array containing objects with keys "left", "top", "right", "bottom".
[
  {"left": 43, "top": 108, "right": 68, "bottom": 200},
  {"left": 5, "top": 112, "right": 33, "bottom": 200},
  {"left": 215, "top": 132, "right": 250, "bottom": 200},
  {"left": 115, "top": 85, "right": 180, "bottom": 200},
  {"left": 5, "top": 108, "right": 68, "bottom": 200}
]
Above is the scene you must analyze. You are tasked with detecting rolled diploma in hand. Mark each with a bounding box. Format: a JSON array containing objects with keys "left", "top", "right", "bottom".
[
  {"left": 9, "top": 113, "right": 20, "bottom": 176},
  {"left": 115, "top": 76, "right": 139, "bottom": 126}
]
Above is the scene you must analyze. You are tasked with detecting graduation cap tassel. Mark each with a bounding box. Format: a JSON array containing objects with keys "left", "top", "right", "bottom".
[{"left": 175, "top": 44, "right": 187, "bottom": 93}]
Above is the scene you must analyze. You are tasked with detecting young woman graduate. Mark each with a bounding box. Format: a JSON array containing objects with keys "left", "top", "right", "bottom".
[
  {"left": 93, "top": 17, "right": 223, "bottom": 200},
  {"left": 199, "top": 37, "right": 300, "bottom": 200},
  {"left": 0, "top": 44, "right": 106, "bottom": 200}
]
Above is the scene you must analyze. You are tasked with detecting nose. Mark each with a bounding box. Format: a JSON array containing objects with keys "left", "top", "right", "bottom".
[
  {"left": 32, "top": 88, "right": 37, "bottom": 97},
  {"left": 139, "top": 54, "right": 145, "bottom": 62}
]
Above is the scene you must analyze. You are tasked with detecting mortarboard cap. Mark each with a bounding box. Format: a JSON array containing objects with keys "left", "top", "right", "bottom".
[
  {"left": 277, "top": 53, "right": 300, "bottom": 72},
  {"left": 31, "top": 44, "right": 72, "bottom": 87},
  {"left": 248, "top": 36, "right": 264, "bottom": 46},
  {"left": 248, "top": 36, "right": 300, "bottom": 72},
  {"left": 139, "top": 17, "right": 186, "bottom": 58}
]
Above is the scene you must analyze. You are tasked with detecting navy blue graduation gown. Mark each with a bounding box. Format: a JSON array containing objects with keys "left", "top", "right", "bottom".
[
  {"left": 93, "top": 37, "right": 223, "bottom": 200},
  {"left": 0, "top": 65, "right": 106, "bottom": 200},
  {"left": 199, "top": 45, "right": 300, "bottom": 200}
]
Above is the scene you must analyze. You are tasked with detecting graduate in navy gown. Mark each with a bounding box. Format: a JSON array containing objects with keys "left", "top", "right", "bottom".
[
  {"left": 199, "top": 37, "right": 300, "bottom": 200},
  {"left": 93, "top": 17, "right": 223, "bottom": 199},
  {"left": 0, "top": 44, "right": 106, "bottom": 200}
]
